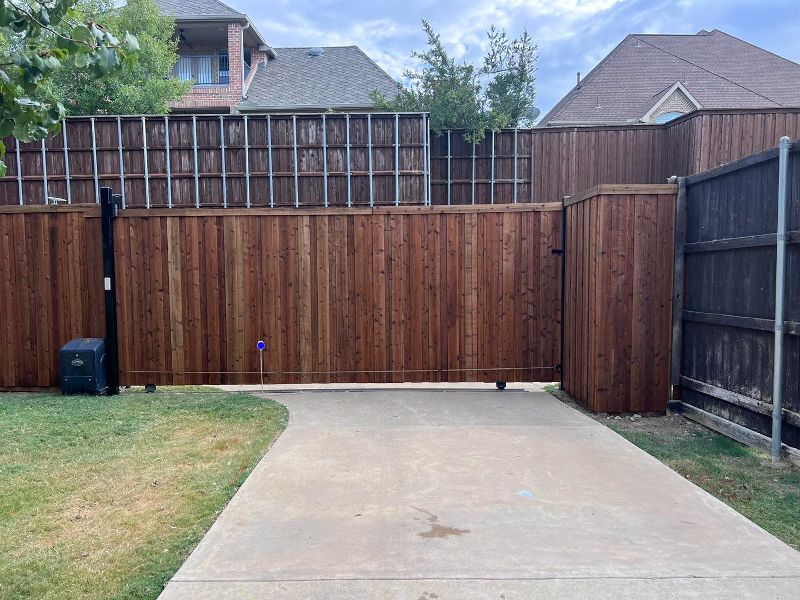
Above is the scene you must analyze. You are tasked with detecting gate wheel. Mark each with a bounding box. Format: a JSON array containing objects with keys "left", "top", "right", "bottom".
[{"left": 496, "top": 381, "right": 506, "bottom": 390}]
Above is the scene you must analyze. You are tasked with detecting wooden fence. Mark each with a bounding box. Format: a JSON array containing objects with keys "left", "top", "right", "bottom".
[
  {"left": 563, "top": 185, "right": 677, "bottom": 413},
  {"left": 0, "top": 203, "right": 562, "bottom": 388},
  {"left": 3, "top": 108, "right": 800, "bottom": 209},
  {"left": 673, "top": 141, "right": 800, "bottom": 457},
  {"left": 429, "top": 108, "right": 800, "bottom": 205},
  {"left": 0, "top": 113, "right": 430, "bottom": 208},
  {"left": 0, "top": 205, "right": 105, "bottom": 389}
]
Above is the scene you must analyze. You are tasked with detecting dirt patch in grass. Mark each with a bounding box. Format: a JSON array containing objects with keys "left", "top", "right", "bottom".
[
  {"left": 0, "top": 388, "right": 287, "bottom": 599},
  {"left": 545, "top": 385, "right": 800, "bottom": 551}
]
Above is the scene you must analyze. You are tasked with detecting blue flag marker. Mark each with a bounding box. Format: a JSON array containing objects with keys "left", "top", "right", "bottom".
[{"left": 256, "top": 340, "right": 266, "bottom": 351}]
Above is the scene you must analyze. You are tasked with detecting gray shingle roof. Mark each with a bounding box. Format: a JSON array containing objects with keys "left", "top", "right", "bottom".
[
  {"left": 242, "top": 47, "right": 401, "bottom": 111},
  {"left": 154, "top": 0, "right": 244, "bottom": 18},
  {"left": 540, "top": 29, "right": 800, "bottom": 126}
]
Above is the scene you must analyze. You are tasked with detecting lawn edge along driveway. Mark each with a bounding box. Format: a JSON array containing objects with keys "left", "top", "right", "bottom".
[{"left": 0, "top": 388, "right": 287, "bottom": 600}]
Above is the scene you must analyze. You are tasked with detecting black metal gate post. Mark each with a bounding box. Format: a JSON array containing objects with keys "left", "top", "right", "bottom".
[{"left": 100, "top": 187, "right": 121, "bottom": 395}]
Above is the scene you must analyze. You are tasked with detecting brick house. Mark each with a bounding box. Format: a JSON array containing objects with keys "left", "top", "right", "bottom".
[
  {"left": 155, "top": 0, "right": 399, "bottom": 113},
  {"left": 540, "top": 29, "right": 800, "bottom": 127}
]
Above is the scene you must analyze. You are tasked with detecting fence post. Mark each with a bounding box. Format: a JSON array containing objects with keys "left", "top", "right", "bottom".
[
  {"left": 771, "top": 136, "right": 791, "bottom": 462},
  {"left": 100, "top": 187, "right": 121, "bottom": 396},
  {"left": 670, "top": 177, "right": 687, "bottom": 402}
]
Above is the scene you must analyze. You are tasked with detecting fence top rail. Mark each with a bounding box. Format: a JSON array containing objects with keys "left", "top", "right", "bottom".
[
  {"left": 115, "top": 202, "right": 563, "bottom": 218},
  {"left": 564, "top": 184, "right": 677, "bottom": 207},
  {"left": 0, "top": 204, "right": 101, "bottom": 216},
  {"left": 59, "top": 112, "right": 430, "bottom": 122}
]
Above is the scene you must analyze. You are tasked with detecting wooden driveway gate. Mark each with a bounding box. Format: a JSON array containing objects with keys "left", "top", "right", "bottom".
[{"left": 113, "top": 204, "right": 563, "bottom": 385}]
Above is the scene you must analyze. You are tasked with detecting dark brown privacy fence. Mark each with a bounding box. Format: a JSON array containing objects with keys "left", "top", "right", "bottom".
[
  {"left": 3, "top": 108, "right": 800, "bottom": 208},
  {"left": 672, "top": 140, "right": 800, "bottom": 459},
  {"left": 563, "top": 185, "right": 676, "bottom": 413},
  {"left": 429, "top": 108, "right": 800, "bottom": 205},
  {"left": 0, "top": 113, "right": 430, "bottom": 208},
  {"left": 0, "top": 203, "right": 562, "bottom": 388}
]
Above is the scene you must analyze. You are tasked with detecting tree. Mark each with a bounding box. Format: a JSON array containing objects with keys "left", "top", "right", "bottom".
[
  {"left": 0, "top": 0, "right": 139, "bottom": 175},
  {"left": 371, "top": 21, "right": 538, "bottom": 141},
  {"left": 39, "top": 0, "right": 190, "bottom": 115}
]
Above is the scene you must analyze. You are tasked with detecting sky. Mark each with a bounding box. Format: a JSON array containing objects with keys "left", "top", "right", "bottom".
[{"left": 234, "top": 0, "right": 800, "bottom": 119}]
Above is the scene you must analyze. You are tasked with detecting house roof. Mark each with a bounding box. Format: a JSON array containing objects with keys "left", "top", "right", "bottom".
[
  {"left": 154, "top": 0, "right": 271, "bottom": 51},
  {"left": 241, "top": 46, "right": 401, "bottom": 112},
  {"left": 540, "top": 29, "right": 800, "bottom": 126},
  {"left": 154, "top": 0, "right": 244, "bottom": 19}
]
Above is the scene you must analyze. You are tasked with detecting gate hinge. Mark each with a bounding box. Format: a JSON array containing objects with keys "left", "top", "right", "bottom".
[
  {"left": 551, "top": 248, "right": 564, "bottom": 255},
  {"left": 555, "top": 363, "right": 562, "bottom": 372}
]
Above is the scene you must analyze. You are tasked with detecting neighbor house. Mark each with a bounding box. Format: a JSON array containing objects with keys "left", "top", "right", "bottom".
[
  {"left": 539, "top": 29, "right": 800, "bottom": 127},
  {"left": 155, "top": 0, "right": 400, "bottom": 113}
]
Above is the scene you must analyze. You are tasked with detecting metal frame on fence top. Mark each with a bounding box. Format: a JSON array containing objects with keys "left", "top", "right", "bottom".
[
  {"left": 6, "top": 112, "right": 435, "bottom": 208},
  {"left": 219, "top": 116, "right": 227, "bottom": 209},
  {"left": 116, "top": 117, "right": 124, "bottom": 208},
  {"left": 90, "top": 117, "right": 99, "bottom": 203},
  {"left": 63, "top": 122, "right": 72, "bottom": 205},
  {"left": 191, "top": 116, "right": 199, "bottom": 208},
  {"left": 40, "top": 138, "right": 48, "bottom": 205},
  {"left": 141, "top": 117, "right": 150, "bottom": 209},
  {"left": 267, "top": 115, "right": 274, "bottom": 208}
]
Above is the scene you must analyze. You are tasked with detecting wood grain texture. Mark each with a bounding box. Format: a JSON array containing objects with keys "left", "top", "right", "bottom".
[
  {"left": 111, "top": 206, "right": 561, "bottom": 385},
  {"left": 0, "top": 207, "right": 104, "bottom": 388},
  {"left": 563, "top": 186, "right": 676, "bottom": 413}
]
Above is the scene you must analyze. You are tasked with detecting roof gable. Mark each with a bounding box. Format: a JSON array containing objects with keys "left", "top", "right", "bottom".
[
  {"left": 540, "top": 29, "right": 800, "bottom": 126},
  {"left": 642, "top": 81, "right": 702, "bottom": 122}
]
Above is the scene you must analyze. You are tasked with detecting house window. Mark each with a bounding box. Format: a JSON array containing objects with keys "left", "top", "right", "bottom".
[
  {"left": 655, "top": 111, "right": 685, "bottom": 124},
  {"left": 176, "top": 54, "right": 220, "bottom": 85},
  {"left": 218, "top": 52, "right": 229, "bottom": 84}
]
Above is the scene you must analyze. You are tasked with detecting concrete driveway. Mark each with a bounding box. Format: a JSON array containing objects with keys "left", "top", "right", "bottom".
[{"left": 160, "top": 386, "right": 800, "bottom": 599}]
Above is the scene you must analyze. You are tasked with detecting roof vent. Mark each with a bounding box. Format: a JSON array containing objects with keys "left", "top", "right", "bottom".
[{"left": 308, "top": 47, "right": 325, "bottom": 57}]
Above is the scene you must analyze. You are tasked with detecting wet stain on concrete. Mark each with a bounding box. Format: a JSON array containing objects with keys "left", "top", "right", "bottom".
[{"left": 413, "top": 507, "right": 470, "bottom": 539}]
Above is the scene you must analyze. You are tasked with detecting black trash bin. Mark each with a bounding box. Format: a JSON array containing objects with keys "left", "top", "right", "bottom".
[{"left": 60, "top": 338, "right": 107, "bottom": 395}]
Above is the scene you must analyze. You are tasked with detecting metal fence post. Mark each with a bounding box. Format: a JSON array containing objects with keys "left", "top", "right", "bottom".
[
  {"left": 322, "top": 114, "right": 328, "bottom": 208},
  {"left": 267, "top": 115, "right": 274, "bottom": 208},
  {"left": 164, "top": 116, "right": 172, "bottom": 209},
  {"left": 15, "top": 138, "right": 23, "bottom": 205},
  {"left": 244, "top": 115, "right": 251, "bottom": 208},
  {"left": 447, "top": 130, "right": 451, "bottom": 206},
  {"left": 771, "top": 136, "right": 791, "bottom": 462},
  {"left": 40, "top": 138, "right": 49, "bottom": 205},
  {"left": 367, "top": 114, "right": 374, "bottom": 207},
  {"left": 141, "top": 117, "right": 150, "bottom": 209},
  {"left": 292, "top": 115, "right": 299, "bottom": 208},
  {"left": 192, "top": 116, "right": 199, "bottom": 208},
  {"left": 394, "top": 113, "right": 400, "bottom": 206},
  {"left": 91, "top": 117, "right": 99, "bottom": 203},
  {"left": 63, "top": 122, "right": 72, "bottom": 205},
  {"left": 116, "top": 117, "right": 125, "bottom": 208},
  {"left": 100, "top": 187, "right": 121, "bottom": 396},
  {"left": 345, "top": 114, "right": 352, "bottom": 208},
  {"left": 220, "top": 116, "right": 227, "bottom": 208}
]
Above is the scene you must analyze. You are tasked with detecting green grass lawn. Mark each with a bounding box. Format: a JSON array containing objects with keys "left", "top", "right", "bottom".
[
  {"left": 546, "top": 386, "right": 800, "bottom": 551},
  {"left": 0, "top": 389, "right": 287, "bottom": 599}
]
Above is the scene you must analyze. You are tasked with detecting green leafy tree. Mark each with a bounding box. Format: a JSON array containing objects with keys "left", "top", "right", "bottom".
[
  {"left": 371, "top": 21, "right": 538, "bottom": 141},
  {"left": 0, "top": 0, "right": 139, "bottom": 175},
  {"left": 39, "top": 0, "right": 190, "bottom": 115}
]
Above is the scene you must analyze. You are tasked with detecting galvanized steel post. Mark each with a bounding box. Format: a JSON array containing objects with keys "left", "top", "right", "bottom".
[
  {"left": 141, "top": 117, "right": 150, "bottom": 209},
  {"left": 771, "top": 136, "right": 791, "bottom": 462}
]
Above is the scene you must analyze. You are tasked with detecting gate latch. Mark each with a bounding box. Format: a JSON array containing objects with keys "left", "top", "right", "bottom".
[{"left": 551, "top": 248, "right": 563, "bottom": 255}]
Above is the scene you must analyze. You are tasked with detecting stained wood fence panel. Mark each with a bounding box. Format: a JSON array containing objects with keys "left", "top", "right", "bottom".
[
  {"left": 1, "top": 113, "right": 428, "bottom": 208},
  {"left": 675, "top": 142, "right": 800, "bottom": 452},
  {"left": 429, "top": 109, "right": 800, "bottom": 206},
  {"left": 0, "top": 206, "right": 105, "bottom": 388},
  {"left": 563, "top": 185, "right": 676, "bottom": 413},
  {"left": 111, "top": 205, "right": 562, "bottom": 385}
]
